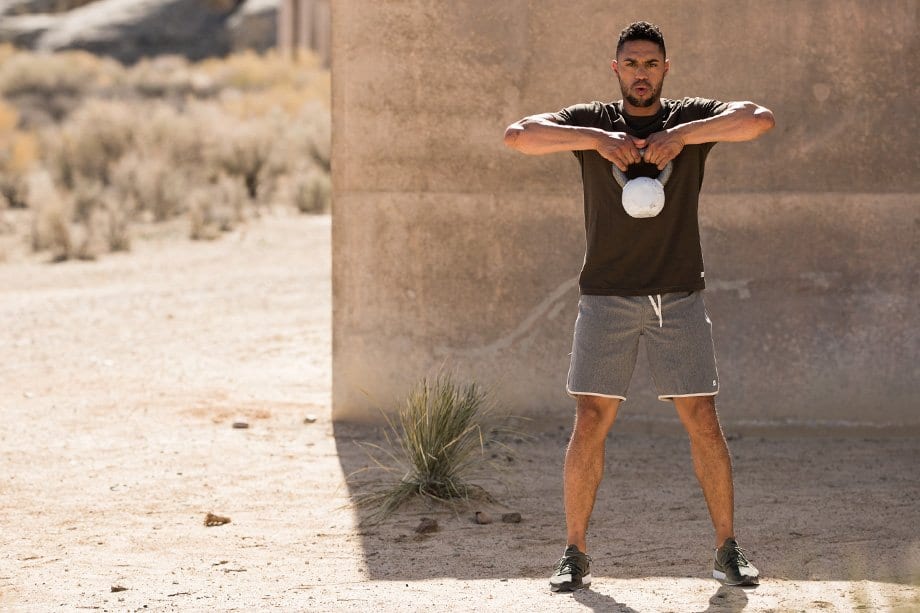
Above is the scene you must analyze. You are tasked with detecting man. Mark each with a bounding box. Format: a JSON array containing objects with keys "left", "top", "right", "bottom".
[{"left": 503, "top": 21, "right": 774, "bottom": 592}]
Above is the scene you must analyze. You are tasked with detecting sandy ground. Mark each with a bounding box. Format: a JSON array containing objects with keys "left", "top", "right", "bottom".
[{"left": 1, "top": 213, "right": 919, "bottom": 612}]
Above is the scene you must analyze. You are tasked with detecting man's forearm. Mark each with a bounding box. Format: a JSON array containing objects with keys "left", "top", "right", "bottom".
[
  {"left": 503, "top": 115, "right": 604, "bottom": 155},
  {"left": 670, "top": 101, "right": 775, "bottom": 145}
]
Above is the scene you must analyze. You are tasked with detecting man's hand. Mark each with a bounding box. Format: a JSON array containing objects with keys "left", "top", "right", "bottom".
[
  {"left": 642, "top": 129, "right": 686, "bottom": 170},
  {"left": 594, "top": 132, "right": 647, "bottom": 171}
]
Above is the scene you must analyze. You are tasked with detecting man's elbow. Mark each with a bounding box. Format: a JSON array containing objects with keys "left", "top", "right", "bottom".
[
  {"left": 753, "top": 104, "right": 775, "bottom": 133},
  {"left": 503, "top": 123, "right": 525, "bottom": 149},
  {"left": 738, "top": 101, "right": 775, "bottom": 135}
]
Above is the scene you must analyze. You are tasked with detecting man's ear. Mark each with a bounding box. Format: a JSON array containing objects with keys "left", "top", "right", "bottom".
[
  {"left": 663, "top": 58, "right": 670, "bottom": 76},
  {"left": 611, "top": 59, "right": 619, "bottom": 76}
]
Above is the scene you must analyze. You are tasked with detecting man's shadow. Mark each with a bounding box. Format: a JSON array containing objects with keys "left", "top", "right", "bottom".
[
  {"left": 701, "top": 585, "right": 750, "bottom": 612},
  {"left": 566, "top": 584, "right": 750, "bottom": 612},
  {"left": 571, "top": 587, "right": 640, "bottom": 612}
]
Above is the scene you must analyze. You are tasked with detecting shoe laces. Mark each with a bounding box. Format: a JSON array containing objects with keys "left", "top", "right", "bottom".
[
  {"left": 726, "top": 544, "right": 751, "bottom": 568},
  {"left": 555, "top": 552, "right": 590, "bottom": 575}
]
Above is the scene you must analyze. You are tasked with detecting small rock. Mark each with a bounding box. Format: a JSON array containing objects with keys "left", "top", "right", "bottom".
[
  {"left": 414, "top": 517, "right": 438, "bottom": 534},
  {"left": 232, "top": 422, "right": 249, "bottom": 429},
  {"left": 474, "top": 511, "right": 493, "bottom": 525},
  {"left": 303, "top": 415, "right": 318, "bottom": 424},
  {"left": 111, "top": 585, "right": 128, "bottom": 593},
  {"left": 501, "top": 512, "right": 522, "bottom": 524},
  {"left": 204, "top": 512, "right": 231, "bottom": 527}
]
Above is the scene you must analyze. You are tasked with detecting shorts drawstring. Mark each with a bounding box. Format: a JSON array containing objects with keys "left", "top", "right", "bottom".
[{"left": 648, "top": 294, "right": 663, "bottom": 328}]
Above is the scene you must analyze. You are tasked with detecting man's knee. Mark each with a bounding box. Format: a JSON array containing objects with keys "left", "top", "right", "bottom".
[
  {"left": 573, "top": 395, "right": 620, "bottom": 431},
  {"left": 675, "top": 395, "right": 724, "bottom": 439}
]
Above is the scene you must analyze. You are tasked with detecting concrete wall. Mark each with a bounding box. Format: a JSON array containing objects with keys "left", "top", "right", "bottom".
[{"left": 331, "top": 1, "right": 919, "bottom": 426}]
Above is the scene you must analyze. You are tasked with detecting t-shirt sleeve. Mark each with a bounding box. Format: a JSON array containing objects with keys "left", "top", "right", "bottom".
[
  {"left": 547, "top": 102, "right": 602, "bottom": 128},
  {"left": 681, "top": 97, "right": 730, "bottom": 154},
  {"left": 546, "top": 102, "right": 603, "bottom": 159}
]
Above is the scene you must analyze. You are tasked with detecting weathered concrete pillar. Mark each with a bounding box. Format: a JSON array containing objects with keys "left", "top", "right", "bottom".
[
  {"left": 331, "top": 1, "right": 919, "bottom": 426},
  {"left": 278, "top": 0, "right": 329, "bottom": 66}
]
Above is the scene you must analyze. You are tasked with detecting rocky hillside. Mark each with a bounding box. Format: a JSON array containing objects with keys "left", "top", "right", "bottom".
[{"left": 0, "top": 0, "right": 279, "bottom": 62}]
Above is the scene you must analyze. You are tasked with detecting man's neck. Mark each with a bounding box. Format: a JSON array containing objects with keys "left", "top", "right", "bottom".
[{"left": 622, "top": 98, "right": 663, "bottom": 117}]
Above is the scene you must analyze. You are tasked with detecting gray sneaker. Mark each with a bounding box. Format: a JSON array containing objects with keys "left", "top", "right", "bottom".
[
  {"left": 713, "top": 538, "right": 760, "bottom": 586},
  {"left": 549, "top": 545, "right": 592, "bottom": 592}
]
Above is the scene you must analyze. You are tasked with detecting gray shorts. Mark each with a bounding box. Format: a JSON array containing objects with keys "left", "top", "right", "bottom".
[{"left": 566, "top": 291, "right": 719, "bottom": 402}]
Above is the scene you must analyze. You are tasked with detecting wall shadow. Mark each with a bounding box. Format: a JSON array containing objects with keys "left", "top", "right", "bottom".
[{"left": 334, "top": 422, "right": 920, "bottom": 586}]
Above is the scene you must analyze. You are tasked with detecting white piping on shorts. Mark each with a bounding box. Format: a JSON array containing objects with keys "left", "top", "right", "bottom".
[
  {"left": 648, "top": 294, "right": 663, "bottom": 327},
  {"left": 657, "top": 391, "right": 719, "bottom": 401},
  {"left": 566, "top": 388, "right": 627, "bottom": 401}
]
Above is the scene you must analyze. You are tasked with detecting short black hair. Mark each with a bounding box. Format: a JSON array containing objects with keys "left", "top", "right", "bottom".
[{"left": 616, "top": 21, "right": 666, "bottom": 57}]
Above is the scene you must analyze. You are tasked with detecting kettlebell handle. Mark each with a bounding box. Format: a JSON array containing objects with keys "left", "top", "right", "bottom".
[{"left": 611, "top": 148, "right": 673, "bottom": 188}]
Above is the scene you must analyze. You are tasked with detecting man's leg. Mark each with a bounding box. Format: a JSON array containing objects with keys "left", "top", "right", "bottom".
[
  {"left": 673, "top": 395, "right": 734, "bottom": 547},
  {"left": 564, "top": 394, "right": 621, "bottom": 553}
]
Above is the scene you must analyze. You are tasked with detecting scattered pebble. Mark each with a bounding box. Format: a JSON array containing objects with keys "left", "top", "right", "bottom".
[
  {"left": 304, "top": 415, "right": 318, "bottom": 424},
  {"left": 414, "top": 517, "right": 438, "bottom": 534},
  {"left": 231, "top": 422, "right": 249, "bottom": 429},
  {"left": 204, "top": 512, "right": 231, "bottom": 527},
  {"left": 501, "top": 512, "right": 522, "bottom": 524},
  {"left": 474, "top": 511, "right": 493, "bottom": 525},
  {"left": 111, "top": 585, "right": 128, "bottom": 593}
]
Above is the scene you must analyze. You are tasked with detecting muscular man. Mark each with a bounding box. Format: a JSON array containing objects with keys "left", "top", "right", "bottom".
[{"left": 503, "top": 21, "right": 774, "bottom": 592}]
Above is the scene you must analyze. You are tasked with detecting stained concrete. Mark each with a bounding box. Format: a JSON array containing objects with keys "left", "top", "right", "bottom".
[{"left": 332, "top": 1, "right": 919, "bottom": 424}]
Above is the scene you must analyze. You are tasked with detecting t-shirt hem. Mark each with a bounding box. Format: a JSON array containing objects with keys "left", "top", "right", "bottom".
[{"left": 579, "top": 281, "right": 706, "bottom": 296}]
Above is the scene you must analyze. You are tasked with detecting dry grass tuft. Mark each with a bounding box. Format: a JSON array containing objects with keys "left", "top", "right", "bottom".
[{"left": 352, "top": 374, "right": 508, "bottom": 525}]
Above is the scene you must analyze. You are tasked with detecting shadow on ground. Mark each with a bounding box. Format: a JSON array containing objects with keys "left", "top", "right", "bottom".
[{"left": 335, "top": 421, "right": 920, "bottom": 586}]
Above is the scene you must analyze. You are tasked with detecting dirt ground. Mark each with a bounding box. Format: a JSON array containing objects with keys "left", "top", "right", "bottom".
[{"left": 1, "top": 213, "right": 918, "bottom": 612}]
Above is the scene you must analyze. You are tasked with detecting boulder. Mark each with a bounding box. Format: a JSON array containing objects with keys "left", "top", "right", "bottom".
[
  {"left": 0, "top": 13, "right": 57, "bottom": 47},
  {"left": 227, "top": 0, "right": 278, "bottom": 53},
  {"left": 0, "top": 0, "right": 95, "bottom": 16},
  {"left": 33, "top": 0, "right": 241, "bottom": 63}
]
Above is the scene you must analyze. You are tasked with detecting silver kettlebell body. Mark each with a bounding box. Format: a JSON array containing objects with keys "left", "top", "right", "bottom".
[{"left": 611, "top": 150, "right": 673, "bottom": 218}]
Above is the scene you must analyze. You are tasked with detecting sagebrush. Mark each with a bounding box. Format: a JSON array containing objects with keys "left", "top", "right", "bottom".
[{"left": 0, "top": 45, "right": 331, "bottom": 262}]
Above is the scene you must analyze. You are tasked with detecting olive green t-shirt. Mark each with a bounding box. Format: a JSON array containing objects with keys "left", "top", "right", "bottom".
[{"left": 551, "top": 97, "right": 728, "bottom": 296}]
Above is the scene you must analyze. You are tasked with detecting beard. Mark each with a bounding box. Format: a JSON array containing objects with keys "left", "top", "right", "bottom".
[{"left": 619, "top": 77, "right": 663, "bottom": 108}]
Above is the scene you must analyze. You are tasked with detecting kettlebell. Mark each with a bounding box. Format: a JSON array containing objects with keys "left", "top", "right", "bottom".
[{"left": 611, "top": 149, "right": 673, "bottom": 218}]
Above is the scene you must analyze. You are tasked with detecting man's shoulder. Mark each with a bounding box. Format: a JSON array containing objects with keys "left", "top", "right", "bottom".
[
  {"left": 557, "top": 100, "right": 620, "bottom": 125},
  {"left": 665, "top": 96, "right": 729, "bottom": 119}
]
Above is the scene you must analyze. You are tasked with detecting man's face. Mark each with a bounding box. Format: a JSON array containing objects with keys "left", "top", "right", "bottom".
[{"left": 612, "top": 40, "right": 669, "bottom": 109}]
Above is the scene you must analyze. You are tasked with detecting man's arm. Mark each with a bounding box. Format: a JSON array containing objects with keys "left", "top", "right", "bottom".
[
  {"left": 643, "top": 101, "right": 775, "bottom": 169},
  {"left": 503, "top": 113, "right": 645, "bottom": 170}
]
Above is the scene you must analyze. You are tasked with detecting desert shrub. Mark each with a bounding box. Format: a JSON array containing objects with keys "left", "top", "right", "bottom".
[
  {"left": 353, "top": 374, "right": 504, "bottom": 524},
  {"left": 45, "top": 99, "right": 136, "bottom": 188},
  {"left": 188, "top": 173, "right": 247, "bottom": 240},
  {"left": 69, "top": 179, "right": 130, "bottom": 252},
  {"left": 0, "top": 48, "right": 331, "bottom": 261},
  {"left": 0, "top": 98, "right": 38, "bottom": 208},
  {"left": 198, "top": 49, "right": 326, "bottom": 92},
  {"left": 289, "top": 167, "right": 331, "bottom": 214},
  {"left": 206, "top": 112, "right": 279, "bottom": 200},
  {"left": 0, "top": 46, "right": 121, "bottom": 125},
  {"left": 28, "top": 170, "right": 72, "bottom": 259},
  {"left": 96, "top": 189, "right": 132, "bottom": 252},
  {"left": 123, "top": 55, "right": 218, "bottom": 100},
  {"left": 110, "top": 152, "right": 187, "bottom": 221}
]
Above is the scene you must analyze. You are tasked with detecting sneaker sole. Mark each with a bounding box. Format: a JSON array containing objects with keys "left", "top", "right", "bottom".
[
  {"left": 550, "top": 574, "right": 592, "bottom": 593},
  {"left": 713, "top": 569, "right": 759, "bottom": 586}
]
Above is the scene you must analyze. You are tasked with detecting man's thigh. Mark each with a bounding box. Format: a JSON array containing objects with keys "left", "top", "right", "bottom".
[
  {"left": 566, "top": 295, "right": 644, "bottom": 401},
  {"left": 644, "top": 291, "right": 720, "bottom": 401}
]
